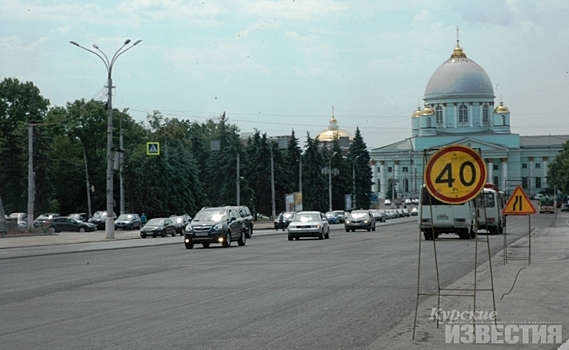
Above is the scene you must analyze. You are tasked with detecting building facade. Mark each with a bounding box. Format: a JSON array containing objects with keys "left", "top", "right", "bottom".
[{"left": 370, "top": 41, "right": 569, "bottom": 200}]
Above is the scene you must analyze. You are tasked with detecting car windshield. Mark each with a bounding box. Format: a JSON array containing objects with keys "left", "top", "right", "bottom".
[
  {"left": 293, "top": 213, "right": 320, "bottom": 222},
  {"left": 193, "top": 209, "right": 227, "bottom": 222},
  {"left": 172, "top": 216, "right": 184, "bottom": 223},
  {"left": 92, "top": 212, "right": 107, "bottom": 219},
  {"left": 350, "top": 212, "right": 368, "bottom": 219},
  {"left": 146, "top": 218, "right": 164, "bottom": 226},
  {"left": 117, "top": 214, "right": 134, "bottom": 220}
]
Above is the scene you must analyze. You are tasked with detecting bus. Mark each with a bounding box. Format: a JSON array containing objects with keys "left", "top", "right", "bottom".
[
  {"left": 477, "top": 184, "right": 506, "bottom": 234},
  {"left": 539, "top": 196, "right": 555, "bottom": 214},
  {"left": 419, "top": 185, "right": 477, "bottom": 240}
]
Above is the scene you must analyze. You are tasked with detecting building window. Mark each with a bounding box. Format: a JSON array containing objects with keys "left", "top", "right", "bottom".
[
  {"left": 482, "top": 104, "right": 489, "bottom": 123},
  {"left": 377, "top": 167, "right": 381, "bottom": 173},
  {"left": 435, "top": 106, "right": 443, "bottom": 124},
  {"left": 522, "top": 177, "right": 528, "bottom": 189},
  {"left": 459, "top": 105, "right": 468, "bottom": 123},
  {"left": 387, "top": 166, "right": 393, "bottom": 173},
  {"left": 535, "top": 177, "right": 541, "bottom": 189},
  {"left": 535, "top": 163, "right": 541, "bottom": 169},
  {"left": 522, "top": 163, "right": 527, "bottom": 169},
  {"left": 493, "top": 176, "right": 499, "bottom": 188},
  {"left": 493, "top": 164, "right": 499, "bottom": 171},
  {"left": 402, "top": 167, "right": 408, "bottom": 173},
  {"left": 427, "top": 117, "right": 432, "bottom": 128}
]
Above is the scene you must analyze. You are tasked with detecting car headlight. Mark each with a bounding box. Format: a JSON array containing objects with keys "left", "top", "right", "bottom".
[
  {"left": 213, "top": 223, "right": 223, "bottom": 231},
  {"left": 185, "top": 224, "right": 193, "bottom": 231},
  {"left": 345, "top": 220, "right": 351, "bottom": 224}
]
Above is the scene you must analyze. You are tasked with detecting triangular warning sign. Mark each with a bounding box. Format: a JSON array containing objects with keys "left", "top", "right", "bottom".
[{"left": 503, "top": 186, "right": 536, "bottom": 215}]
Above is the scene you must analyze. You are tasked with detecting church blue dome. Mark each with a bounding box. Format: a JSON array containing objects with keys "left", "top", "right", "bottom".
[{"left": 424, "top": 44, "right": 494, "bottom": 100}]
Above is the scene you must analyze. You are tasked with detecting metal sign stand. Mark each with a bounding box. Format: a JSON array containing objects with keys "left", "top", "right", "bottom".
[
  {"left": 503, "top": 180, "right": 532, "bottom": 265},
  {"left": 412, "top": 148, "right": 496, "bottom": 339}
]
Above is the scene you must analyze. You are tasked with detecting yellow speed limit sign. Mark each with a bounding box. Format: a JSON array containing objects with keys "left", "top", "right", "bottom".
[{"left": 425, "top": 145, "right": 487, "bottom": 204}]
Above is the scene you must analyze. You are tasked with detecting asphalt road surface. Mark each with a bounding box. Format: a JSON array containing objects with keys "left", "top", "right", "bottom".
[{"left": 0, "top": 214, "right": 553, "bottom": 349}]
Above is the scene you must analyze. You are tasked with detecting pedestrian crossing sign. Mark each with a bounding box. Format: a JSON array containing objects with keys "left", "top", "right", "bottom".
[
  {"left": 146, "top": 142, "right": 160, "bottom": 156},
  {"left": 502, "top": 186, "right": 536, "bottom": 215}
]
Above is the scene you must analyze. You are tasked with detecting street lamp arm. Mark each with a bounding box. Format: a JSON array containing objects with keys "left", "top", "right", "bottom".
[
  {"left": 110, "top": 39, "right": 142, "bottom": 72},
  {"left": 69, "top": 41, "right": 109, "bottom": 70}
]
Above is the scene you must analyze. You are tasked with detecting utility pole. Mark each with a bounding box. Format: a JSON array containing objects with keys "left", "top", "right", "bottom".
[{"left": 27, "top": 124, "right": 34, "bottom": 230}]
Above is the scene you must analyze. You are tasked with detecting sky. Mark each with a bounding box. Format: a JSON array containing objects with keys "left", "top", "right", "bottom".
[{"left": 2, "top": 0, "right": 569, "bottom": 149}]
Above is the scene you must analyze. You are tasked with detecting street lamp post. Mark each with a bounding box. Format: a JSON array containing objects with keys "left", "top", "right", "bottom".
[
  {"left": 326, "top": 151, "right": 338, "bottom": 212},
  {"left": 344, "top": 154, "right": 361, "bottom": 210},
  {"left": 76, "top": 137, "right": 92, "bottom": 218},
  {"left": 70, "top": 39, "right": 142, "bottom": 239},
  {"left": 268, "top": 143, "right": 276, "bottom": 220}
]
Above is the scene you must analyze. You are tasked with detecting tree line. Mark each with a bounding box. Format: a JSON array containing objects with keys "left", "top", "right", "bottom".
[{"left": 0, "top": 77, "right": 374, "bottom": 220}]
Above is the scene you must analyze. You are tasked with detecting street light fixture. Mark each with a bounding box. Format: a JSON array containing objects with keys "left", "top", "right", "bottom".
[
  {"left": 344, "top": 154, "right": 361, "bottom": 210},
  {"left": 70, "top": 38, "right": 142, "bottom": 239},
  {"left": 75, "top": 137, "right": 92, "bottom": 218}
]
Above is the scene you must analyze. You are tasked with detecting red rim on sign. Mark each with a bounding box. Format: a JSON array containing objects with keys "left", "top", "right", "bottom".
[{"left": 424, "top": 145, "right": 487, "bottom": 204}]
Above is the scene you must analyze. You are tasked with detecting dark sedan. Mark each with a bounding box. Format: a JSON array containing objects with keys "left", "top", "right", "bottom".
[
  {"left": 45, "top": 217, "right": 96, "bottom": 233},
  {"left": 170, "top": 214, "right": 192, "bottom": 236},
  {"left": 140, "top": 218, "right": 176, "bottom": 238}
]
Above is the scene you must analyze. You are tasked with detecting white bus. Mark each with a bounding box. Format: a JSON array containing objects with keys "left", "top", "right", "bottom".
[
  {"left": 419, "top": 185, "right": 477, "bottom": 240},
  {"left": 477, "top": 184, "right": 506, "bottom": 234}
]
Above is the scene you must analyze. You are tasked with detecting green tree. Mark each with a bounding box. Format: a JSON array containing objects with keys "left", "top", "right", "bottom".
[
  {"left": 348, "top": 128, "right": 373, "bottom": 209},
  {"left": 547, "top": 142, "right": 569, "bottom": 195},
  {"left": 0, "top": 78, "right": 50, "bottom": 214}
]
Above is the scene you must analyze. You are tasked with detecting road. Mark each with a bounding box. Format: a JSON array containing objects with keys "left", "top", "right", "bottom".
[{"left": 0, "top": 214, "right": 554, "bottom": 349}]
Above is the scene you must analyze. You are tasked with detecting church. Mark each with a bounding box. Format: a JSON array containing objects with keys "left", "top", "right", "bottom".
[{"left": 369, "top": 40, "right": 569, "bottom": 201}]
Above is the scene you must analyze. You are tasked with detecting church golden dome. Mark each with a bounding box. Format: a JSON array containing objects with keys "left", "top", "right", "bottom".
[
  {"left": 420, "top": 106, "right": 435, "bottom": 116},
  {"left": 494, "top": 100, "right": 510, "bottom": 114},
  {"left": 317, "top": 115, "right": 353, "bottom": 142},
  {"left": 412, "top": 106, "right": 422, "bottom": 118}
]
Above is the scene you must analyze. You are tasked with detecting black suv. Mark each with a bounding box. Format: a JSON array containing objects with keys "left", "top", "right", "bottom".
[
  {"left": 184, "top": 207, "right": 246, "bottom": 249},
  {"left": 226, "top": 205, "right": 254, "bottom": 238},
  {"left": 89, "top": 210, "right": 117, "bottom": 230}
]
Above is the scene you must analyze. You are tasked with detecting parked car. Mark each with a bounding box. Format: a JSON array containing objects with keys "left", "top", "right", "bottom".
[
  {"left": 333, "top": 210, "right": 346, "bottom": 223},
  {"left": 344, "top": 210, "right": 376, "bottom": 232},
  {"left": 404, "top": 198, "right": 412, "bottom": 205},
  {"left": 140, "top": 217, "right": 176, "bottom": 238},
  {"left": 560, "top": 203, "right": 569, "bottom": 212},
  {"left": 370, "top": 209, "right": 387, "bottom": 223},
  {"left": 89, "top": 211, "right": 117, "bottom": 230},
  {"left": 384, "top": 199, "right": 392, "bottom": 206},
  {"left": 402, "top": 208, "right": 410, "bottom": 217},
  {"left": 10, "top": 212, "right": 28, "bottom": 228},
  {"left": 275, "top": 211, "right": 295, "bottom": 230},
  {"left": 287, "top": 211, "right": 330, "bottom": 240},
  {"left": 115, "top": 213, "right": 142, "bottom": 230},
  {"left": 170, "top": 214, "right": 192, "bottom": 235},
  {"left": 184, "top": 207, "right": 246, "bottom": 249},
  {"left": 68, "top": 213, "right": 88, "bottom": 222},
  {"left": 325, "top": 211, "right": 341, "bottom": 224},
  {"left": 33, "top": 213, "right": 60, "bottom": 227},
  {"left": 410, "top": 207, "right": 419, "bottom": 216},
  {"left": 45, "top": 216, "right": 96, "bottom": 233}
]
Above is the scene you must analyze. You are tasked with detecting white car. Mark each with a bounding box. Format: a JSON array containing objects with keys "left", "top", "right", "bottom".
[
  {"left": 287, "top": 211, "right": 330, "bottom": 241},
  {"left": 384, "top": 199, "right": 392, "bottom": 206}
]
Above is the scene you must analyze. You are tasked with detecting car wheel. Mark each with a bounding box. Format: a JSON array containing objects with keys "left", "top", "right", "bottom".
[
  {"left": 238, "top": 229, "right": 246, "bottom": 246},
  {"left": 372, "top": 225, "right": 376, "bottom": 232},
  {"left": 295, "top": 237, "right": 300, "bottom": 240},
  {"left": 141, "top": 233, "right": 146, "bottom": 238},
  {"left": 352, "top": 229, "right": 356, "bottom": 232},
  {"left": 185, "top": 242, "right": 194, "bottom": 249},
  {"left": 161, "top": 230, "right": 166, "bottom": 238},
  {"left": 318, "top": 230, "right": 324, "bottom": 239},
  {"left": 345, "top": 228, "right": 349, "bottom": 232},
  {"left": 202, "top": 243, "right": 210, "bottom": 248},
  {"left": 152, "top": 233, "right": 157, "bottom": 238},
  {"left": 249, "top": 225, "right": 253, "bottom": 237},
  {"left": 79, "top": 227, "right": 86, "bottom": 233},
  {"left": 288, "top": 235, "right": 293, "bottom": 241},
  {"left": 171, "top": 230, "right": 176, "bottom": 237},
  {"left": 223, "top": 231, "right": 231, "bottom": 247}
]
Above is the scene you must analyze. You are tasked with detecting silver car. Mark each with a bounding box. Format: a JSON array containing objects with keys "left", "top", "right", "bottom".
[{"left": 287, "top": 211, "right": 330, "bottom": 241}]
